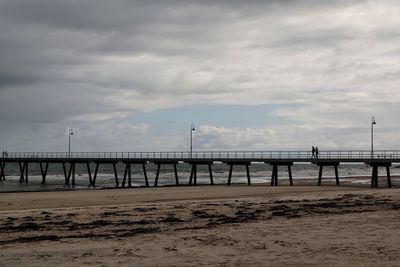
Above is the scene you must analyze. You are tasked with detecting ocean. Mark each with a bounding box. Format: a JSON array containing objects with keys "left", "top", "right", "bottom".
[{"left": 1, "top": 162, "right": 399, "bottom": 192}]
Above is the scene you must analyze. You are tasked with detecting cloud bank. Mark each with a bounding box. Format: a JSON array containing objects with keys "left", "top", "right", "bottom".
[{"left": 1, "top": 0, "right": 400, "bottom": 151}]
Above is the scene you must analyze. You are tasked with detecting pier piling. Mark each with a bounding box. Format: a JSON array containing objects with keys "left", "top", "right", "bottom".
[
  {"left": 0, "top": 162, "right": 5, "bottom": 180},
  {"left": 316, "top": 162, "right": 340, "bottom": 186},
  {"left": 187, "top": 161, "right": 214, "bottom": 185},
  {"left": 112, "top": 162, "right": 119, "bottom": 186},
  {"left": 369, "top": 162, "right": 391, "bottom": 188},
  {"left": 39, "top": 162, "right": 49, "bottom": 184},
  {"left": 86, "top": 162, "right": 93, "bottom": 186},
  {"left": 122, "top": 161, "right": 148, "bottom": 187},
  {"left": 18, "top": 162, "right": 27, "bottom": 183},
  {"left": 268, "top": 162, "right": 293, "bottom": 186},
  {"left": 226, "top": 161, "right": 251, "bottom": 186},
  {"left": 153, "top": 161, "right": 179, "bottom": 187}
]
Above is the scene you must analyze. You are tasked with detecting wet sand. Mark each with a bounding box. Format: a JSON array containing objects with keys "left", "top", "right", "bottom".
[{"left": 1, "top": 183, "right": 400, "bottom": 266}]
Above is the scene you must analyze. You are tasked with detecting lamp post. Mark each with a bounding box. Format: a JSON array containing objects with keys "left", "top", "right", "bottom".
[
  {"left": 68, "top": 129, "right": 74, "bottom": 158},
  {"left": 371, "top": 116, "right": 376, "bottom": 159},
  {"left": 190, "top": 123, "right": 195, "bottom": 158}
]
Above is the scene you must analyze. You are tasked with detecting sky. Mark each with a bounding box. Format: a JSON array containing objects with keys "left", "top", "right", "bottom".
[{"left": 1, "top": 0, "right": 400, "bottom": 152}]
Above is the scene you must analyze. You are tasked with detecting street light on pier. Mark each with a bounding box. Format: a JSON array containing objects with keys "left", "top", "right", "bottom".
[
  {"left": 68, "top": 129, "right": 74, "bottom": 158},
  {"left": 371, "top": 116, "right": 376, "bottom": 159},
  {"left": 190, "top": 123, "right": 195, "bottom": 158}
]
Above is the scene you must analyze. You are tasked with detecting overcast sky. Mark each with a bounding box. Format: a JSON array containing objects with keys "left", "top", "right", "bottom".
[{"left": 1, "top": 0, "right": 400, "bottom": 152}]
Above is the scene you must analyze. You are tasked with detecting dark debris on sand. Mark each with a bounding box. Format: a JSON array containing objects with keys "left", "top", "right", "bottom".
[{"left": 1, "top": 193, "right": 399, "bottom": 245}]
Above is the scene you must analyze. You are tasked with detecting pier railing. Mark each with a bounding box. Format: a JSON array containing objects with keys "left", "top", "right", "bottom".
[{"left": 1, "top": 150, "right": 400, "bottom": 160}]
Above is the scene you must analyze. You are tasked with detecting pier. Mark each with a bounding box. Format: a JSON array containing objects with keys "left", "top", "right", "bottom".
[{"left": 1, "top": 150, "right": 399, "bottom": 188}]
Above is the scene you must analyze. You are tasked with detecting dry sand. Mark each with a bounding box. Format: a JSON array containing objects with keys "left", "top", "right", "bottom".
[{"left": 1, "top": 184, "right": 400, "bottom": 266}]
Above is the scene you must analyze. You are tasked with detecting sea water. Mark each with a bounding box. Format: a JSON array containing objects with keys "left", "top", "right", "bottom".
[{"left": 1, "top": 162, "right": 399, "bottom": 192}]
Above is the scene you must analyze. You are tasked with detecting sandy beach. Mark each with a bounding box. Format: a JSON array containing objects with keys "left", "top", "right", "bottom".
[{"left": 1, "top": 183, "right": 400, "bottom": 266}]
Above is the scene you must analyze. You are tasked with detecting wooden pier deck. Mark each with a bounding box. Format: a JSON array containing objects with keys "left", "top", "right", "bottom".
[{"left": 1, "top": 150, "right": 399, "bottom": 188}]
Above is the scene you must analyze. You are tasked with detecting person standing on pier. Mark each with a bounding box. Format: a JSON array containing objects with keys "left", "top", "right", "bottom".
[
  {"left": 315, "top": 147, "right": 319, "bottom": 158},
  {"left": 312, "top": 146, "right": 316, "bottom": 158}
]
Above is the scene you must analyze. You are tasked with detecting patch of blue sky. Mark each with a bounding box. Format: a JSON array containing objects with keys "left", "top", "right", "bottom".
[{"left": 130, "top": 104, "right": 302, "bottom": 134}]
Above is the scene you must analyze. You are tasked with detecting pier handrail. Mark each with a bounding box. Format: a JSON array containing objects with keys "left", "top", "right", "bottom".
[{"left": 1, "top": 150, "right": 400, "bottom": 160}]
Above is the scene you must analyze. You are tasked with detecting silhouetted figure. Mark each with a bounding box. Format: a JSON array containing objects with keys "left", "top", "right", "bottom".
[
  {"left": 312, "top": 146, "right": 316, "bottom": 158},
  {"left": 315, "top": 147, "right": 319, "bottom": 158}
]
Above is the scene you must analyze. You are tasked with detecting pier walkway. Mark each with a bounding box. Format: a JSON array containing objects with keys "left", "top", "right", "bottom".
[{"left": 1, "top": 150, "right": 399, "bottom": 188}]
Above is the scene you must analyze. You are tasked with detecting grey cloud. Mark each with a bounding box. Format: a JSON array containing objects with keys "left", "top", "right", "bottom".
[
  {"left": 0, "top": 84, "right": 129, "bottom": 123},
  {"left": 0, "top": 0, "right": 359, "bottom": 35},
  {"left": 1, "top": 0, "right": 400, "bottom": 151},
  {"left": 264, "top": 27, "right": 357, "bottom": 50},
  {"left": 0, "top": 72, "right": 38, "bottom": 87}
]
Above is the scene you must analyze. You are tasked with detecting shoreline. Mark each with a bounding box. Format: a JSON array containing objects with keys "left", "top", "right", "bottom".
[
  {"left": 0, "top": 174, "right": 398, "bottom": 194},
  {"left": 0, "top": 184, "right": 396, "bottom": 211}
]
